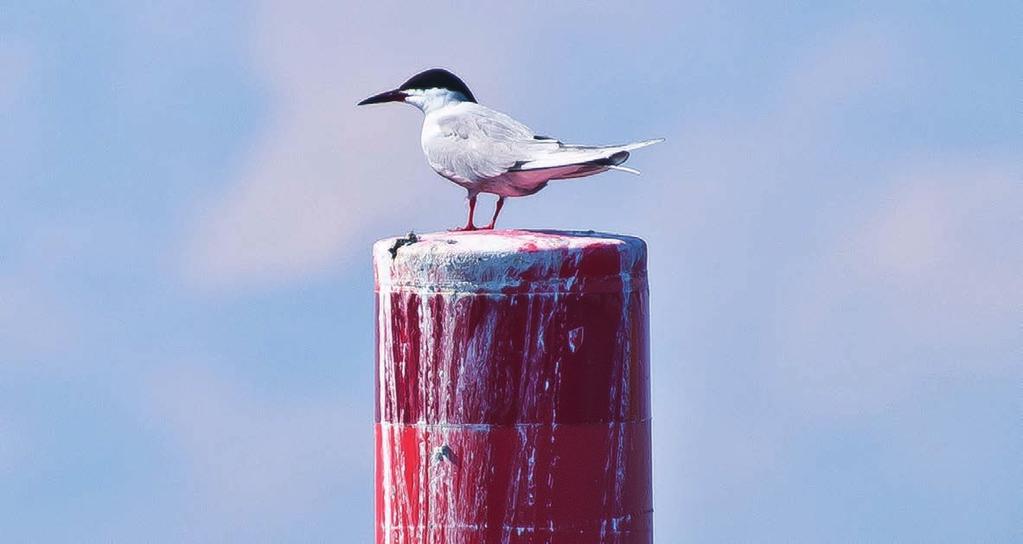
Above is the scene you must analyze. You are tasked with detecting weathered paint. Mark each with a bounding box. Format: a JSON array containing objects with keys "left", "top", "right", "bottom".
[{"left": 374, "top": 230, "right": 651, "bottom": 544}]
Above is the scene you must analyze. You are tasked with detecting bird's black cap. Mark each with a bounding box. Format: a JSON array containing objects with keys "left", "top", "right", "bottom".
[{"left": 398, "top": 68, "right": 476, "bottom": 103}]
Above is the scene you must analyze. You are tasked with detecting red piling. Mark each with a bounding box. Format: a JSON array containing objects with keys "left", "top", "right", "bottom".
[{"left": 374, "top": 230, "right": 651, "bottom": 543}]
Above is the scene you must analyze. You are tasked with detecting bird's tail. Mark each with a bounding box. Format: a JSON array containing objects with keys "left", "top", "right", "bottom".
[
  {"left": 513, "top": 138, "right": 664, "bottom": 174},
  {"left": 579, "top": 138, "right": 665, "bottom": 153},
  {"left": 607, "top": 164, "right": 642, "bottom": 175}
]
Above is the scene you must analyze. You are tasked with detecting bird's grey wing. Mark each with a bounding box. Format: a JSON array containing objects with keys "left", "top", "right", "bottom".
[{"left": 427, "top": 107, "right": 554, "bottom": 182}]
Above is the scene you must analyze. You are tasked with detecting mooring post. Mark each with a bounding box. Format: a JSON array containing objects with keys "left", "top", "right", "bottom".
[{"left": 373, "top": 230, "right": 652, "bottom": 543}]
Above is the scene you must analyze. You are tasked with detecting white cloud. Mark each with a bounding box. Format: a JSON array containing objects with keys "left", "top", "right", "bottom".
[
  {"left": 639, "top": 25, "right": 1017, "bottom": 534},
  {"left": 780, "top": 22, "right": 903, "bottom": 114},
  {"left": 769, "top": 156, "right": 1020, "bottom": 416},
  {"left": 179, "top": 22, "right": 428, "bottom": 287},
  {"left": 148, "top": 363, "right": 368, "bottom": 539}
]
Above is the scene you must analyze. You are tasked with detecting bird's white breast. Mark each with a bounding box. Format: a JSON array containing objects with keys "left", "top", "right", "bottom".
[
  {"left": 420, "top": 111, "right": 449, "bottom": 175},
  {"left": 420, "top": 112, "right": 445, "bottom": 158}
]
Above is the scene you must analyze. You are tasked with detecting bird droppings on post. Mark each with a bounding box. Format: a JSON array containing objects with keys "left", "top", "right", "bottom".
[
  {"left": 388, "top": 231, "right": 419, "bottom": 259},
  {"left": 432, "top": 444, "right": 457, "bottom": 465},
  {"left": 373, "top": 229, "right": 652, "bottom": 543}
]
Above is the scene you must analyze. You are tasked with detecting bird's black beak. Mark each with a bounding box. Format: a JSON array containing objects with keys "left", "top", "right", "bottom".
[{"left": 357, "top": 89, "right": 406, "bottom": 106}]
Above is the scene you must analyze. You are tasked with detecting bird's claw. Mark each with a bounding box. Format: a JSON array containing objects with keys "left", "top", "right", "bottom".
[{"left": 448, "top": 224, "right": 497, "bottom": 232}]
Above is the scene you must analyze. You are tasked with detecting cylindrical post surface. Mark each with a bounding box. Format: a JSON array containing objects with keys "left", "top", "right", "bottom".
[{"left": 374, "top": 230, "right": 651, "bottom": 544}]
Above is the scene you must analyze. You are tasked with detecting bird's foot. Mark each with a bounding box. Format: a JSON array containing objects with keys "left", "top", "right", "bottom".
[
  {"left": 448, "top": 224, "right": 478, "bottom": 232},
  {"left": 479, "top": 223, "right": 496, "bottom": 230}
]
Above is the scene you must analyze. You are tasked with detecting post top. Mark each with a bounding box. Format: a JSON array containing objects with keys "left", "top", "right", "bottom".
[{"left": 373, "top": 229, "right": 647, "bottom": 294}]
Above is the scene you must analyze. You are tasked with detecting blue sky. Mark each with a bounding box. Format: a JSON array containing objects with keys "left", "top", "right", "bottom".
[{"left": 1, "top": 1, "right": 1019, "bottom": 541}]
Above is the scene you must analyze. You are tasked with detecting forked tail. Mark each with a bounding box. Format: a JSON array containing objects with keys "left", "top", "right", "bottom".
[{"left": 512, "top": 138, "right": 664, "bottom": 174}]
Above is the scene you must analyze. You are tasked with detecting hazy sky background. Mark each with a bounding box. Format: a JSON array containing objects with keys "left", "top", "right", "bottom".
[{"left": 2, "top": 1, "right": 1020, "bottom": 541}]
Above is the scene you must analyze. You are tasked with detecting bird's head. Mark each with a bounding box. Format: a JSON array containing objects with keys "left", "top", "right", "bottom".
[{"left": 357, "top": 68, "right": 476, "bottom": 113}]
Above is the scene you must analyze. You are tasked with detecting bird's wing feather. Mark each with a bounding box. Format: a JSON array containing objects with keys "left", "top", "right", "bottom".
[
  {"left": 425, "top": 103, "right": 663, "bottom": 186},
  {"left": 426, "top": 105, "right": 555, "bottom": 181}
]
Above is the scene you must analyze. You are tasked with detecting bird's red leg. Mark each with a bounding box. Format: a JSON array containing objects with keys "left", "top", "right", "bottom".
[
  {"left": 482, "top": 196, "right": 505, "bottom": 230},
  {"left": 450, "top": 194, "right": 478, "bottom": 231}
]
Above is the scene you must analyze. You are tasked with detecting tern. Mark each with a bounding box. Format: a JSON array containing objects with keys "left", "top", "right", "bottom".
[{"left": 358, "top": 68, "right": 662, "bottom": 231}]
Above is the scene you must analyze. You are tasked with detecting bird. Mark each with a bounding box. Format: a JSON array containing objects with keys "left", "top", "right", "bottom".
[{"left": 357, "top": 68, "right": 663, "bottom": 231}]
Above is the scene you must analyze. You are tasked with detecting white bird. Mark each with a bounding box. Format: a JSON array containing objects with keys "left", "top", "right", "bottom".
[{"left": 358, "top": 68, "right": 663, "bottom": 231}]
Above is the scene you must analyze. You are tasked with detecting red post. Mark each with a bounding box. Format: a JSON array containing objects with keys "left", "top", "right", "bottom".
[{"left": 374, "top": 230, "right": 651, "bottom": 543}]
